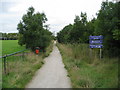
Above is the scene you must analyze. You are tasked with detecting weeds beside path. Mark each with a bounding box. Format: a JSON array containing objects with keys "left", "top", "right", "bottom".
[
  {"left": 2, "top": 42, "right": 53, "bottom": 88},
  {"left": 57, "top": 43, "right": 118, "bottom": 88}
]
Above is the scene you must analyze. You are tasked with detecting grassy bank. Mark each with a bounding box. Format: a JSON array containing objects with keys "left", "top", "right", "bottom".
[
  {"left": 2, "top": 40, "right": 53, "bottom": 88},
  {"left": 57, "top": 43, "right": 118, "bottom": 88}
]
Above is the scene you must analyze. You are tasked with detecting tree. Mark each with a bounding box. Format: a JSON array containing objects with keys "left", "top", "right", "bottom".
[
  {"left": 57, "top": 12, "right": 91, "bottom": 44},
  {"left": 70, "top": 12, "right": 88, "bottom": 43},
  {"left": 57, "top": 24, "right": 73, "bottom": 43},
  {"left": 17, "top": 6, "right": 52, "bottom": 51},
  {"left": 94, "top": 1, "right": 120, "bottom": 56}
]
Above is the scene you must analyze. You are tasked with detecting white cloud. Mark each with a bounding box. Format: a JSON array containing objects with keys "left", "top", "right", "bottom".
[{"left": 1, "top": 0, "right": 113, "bottom": 33}]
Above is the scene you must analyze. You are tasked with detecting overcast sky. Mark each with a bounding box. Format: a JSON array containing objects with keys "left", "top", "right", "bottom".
[{"left": 0, "top": 0, "right": 114, "bottom": 34}]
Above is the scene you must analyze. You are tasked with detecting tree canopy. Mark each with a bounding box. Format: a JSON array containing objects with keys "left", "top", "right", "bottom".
[{"left": 17, "top": 6, "right": 52, "bottom": 51}]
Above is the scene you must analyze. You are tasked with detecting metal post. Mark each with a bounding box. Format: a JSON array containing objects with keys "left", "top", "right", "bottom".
[
  {"left": 100, "top": 48, "right": 102, "bottom": 59},
  {"left": 4, "top": 57, "right": 6, "bottom": 74}
]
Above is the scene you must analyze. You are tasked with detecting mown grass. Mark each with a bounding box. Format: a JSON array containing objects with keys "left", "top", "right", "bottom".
[
  {"left": 2, "top": 40, "right": 53, "bottom": 88},
  {"left": 1, "top": 40, "right": 29, "bottom": 88},
  {"left": 57, "top": 43, "right": 118, "bottom": 88},
  {"left": 2, "top": 40, "right": 26, "bottom": 56}
]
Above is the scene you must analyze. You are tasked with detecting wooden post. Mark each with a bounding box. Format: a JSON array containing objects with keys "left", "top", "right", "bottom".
[
  {"left": 4, "top": 57, "right": 6, "bottom": 74},
  {"left": 100, "top": 48, "right": 102, "bottom": 59},
  {"left": 90, "top": 48, "right": 92, "bottom": 59}
]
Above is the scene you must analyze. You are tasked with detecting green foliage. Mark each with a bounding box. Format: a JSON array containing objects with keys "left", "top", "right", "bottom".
[
  {"left": 57, "top": 12, "right": 89, "bottom": 43},
  {"left": 17, "top": 6, "right": 52, "bottom": 51},
  {"left": 57, "top": 1, "right": 120, "bottom": 57},
  {"left": 71, "top": 13, "right": 87, "bottom": 43},
  {"left": 94, "top": 1, "right": 120, "bottom": 57},
  {"left": 1, "top": 33, "right": 19, "bottom": 40},
  {"left": 57, "top": 24, "right": 73, "bottom": 43},
  {"left": 113, "top": 29, "right": 120, "bottom": 40}
]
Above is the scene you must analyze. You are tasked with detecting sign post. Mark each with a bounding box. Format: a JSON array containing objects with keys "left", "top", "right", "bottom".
[
  {"left": 100, "top": 48, "right": 102, "bottom": 59},
  {"left": 89, "top": 35, "right": 103, "bottom": 59}
]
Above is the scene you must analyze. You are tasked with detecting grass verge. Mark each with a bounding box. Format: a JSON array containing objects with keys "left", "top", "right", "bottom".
[
  {"left": 2, "top": 41, "right": 53, "bottom": 88},
  {"left": 57, "top": 43, "right": 118, "bottom": 88}
]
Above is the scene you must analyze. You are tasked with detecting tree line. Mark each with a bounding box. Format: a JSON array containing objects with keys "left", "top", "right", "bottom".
[
  {"left": 57, "top": 1, "right": 120, "bottom": 57},
  {"left": 0, "top": 33, "right": 19, "bottom": 40}
]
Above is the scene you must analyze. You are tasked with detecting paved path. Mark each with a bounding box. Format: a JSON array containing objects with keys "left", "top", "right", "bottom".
[{"left": 26, "top": 43, "right": 71, "bottom": 88}]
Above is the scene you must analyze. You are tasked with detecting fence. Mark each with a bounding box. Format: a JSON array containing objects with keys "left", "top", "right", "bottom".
[{"left": 0, "top": 49, "right": 27, "bottom": 74}]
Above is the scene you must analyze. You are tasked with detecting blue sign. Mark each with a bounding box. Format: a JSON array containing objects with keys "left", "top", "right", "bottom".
[
  {"left": 89, "top": 35, "right": 103, "bottom": 40},
  {"left": 89, "top": 40, "right": 103, "bottom": 44},
  {"left": 89, "top": 45, "right": 103, "bottom": 48},
  {"left": 89, "top": 35, "right": 103, "bottom": 48}
]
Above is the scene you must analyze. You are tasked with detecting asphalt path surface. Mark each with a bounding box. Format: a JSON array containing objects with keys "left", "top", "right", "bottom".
[{"left": 26, "top": 42, "right": 71, "bottom": 88}]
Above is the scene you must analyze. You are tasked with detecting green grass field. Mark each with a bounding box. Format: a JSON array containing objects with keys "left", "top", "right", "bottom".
[
  {"left": 57, "top": 43, "right": 118, "bottom": 88},
  {"left": 2, "top": 40, "right": 26, "bottom": 56}
]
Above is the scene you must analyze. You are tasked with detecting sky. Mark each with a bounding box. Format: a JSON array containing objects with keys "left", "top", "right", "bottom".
[{"left": 0, "top": 0, "right": 114, "bottom": 34}]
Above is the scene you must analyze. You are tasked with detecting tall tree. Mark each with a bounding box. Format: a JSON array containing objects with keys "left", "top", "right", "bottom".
[
  {"left": 70, "top": 12, "right": 88, "bottom": 43},
  {"left": 17, "top": 6, "right": 52, "bottom": 51},
  {"left": 94, "top": 1, "right": 120, "bottom": 56}
]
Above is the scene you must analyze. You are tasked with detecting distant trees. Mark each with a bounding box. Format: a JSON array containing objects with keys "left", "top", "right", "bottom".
[
  {"left": 57, "top": 12, "right": 91, "bottom": 44},
  {"left": 1, "top": 33, "right": 18, "bottom": 40},
  {"left": 57, "top": 1, "right": 120, "bottom": 57},
  {"left": 17, "top": 6, "right": 53, "bottom": 51},
  {"left": 57, "top": 24, "right": 73, "bottom": 43},
  {"left": 70, "top": 12, "right": 88, "bottom": 43}
]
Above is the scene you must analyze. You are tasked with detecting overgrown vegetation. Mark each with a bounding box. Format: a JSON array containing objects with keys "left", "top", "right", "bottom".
[
  {"left": 57, "top": 43, "right": 118, "bottom": 88},
  {"left": 57, "top": 1, "right": 120, "bottom": 57},
  {"left": 2, "top": 41, "right": 53, "bottom": 88},
  {"left": 17, "top": 6, "right": 53, "bottom": 51}
]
